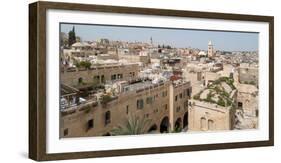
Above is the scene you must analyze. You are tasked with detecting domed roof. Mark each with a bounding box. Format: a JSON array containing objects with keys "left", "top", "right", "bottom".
[
  {"left": 72, "top": 42, "right": 91, "bottom": 47},
  {"left": 198, "top": 51, "right": 207, "bottom": 56}
]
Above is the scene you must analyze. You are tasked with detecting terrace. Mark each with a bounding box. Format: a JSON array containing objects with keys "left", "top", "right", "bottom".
[
  {"left": 193, "top": 77, "right": 236, "bottom": 107},
  {"left": 121, "top": 79, "right": 167, "bottom": 93}
]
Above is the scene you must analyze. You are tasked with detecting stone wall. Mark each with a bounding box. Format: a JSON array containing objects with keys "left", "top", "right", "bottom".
[
  {"left": 188, "top": 101, "right": 235, "bottom": 131},
  {"left": 61, "top": 64, "right": 139, "bottom": 86},
  {"left": 238, "top": 67, "right": 258, "bottom": 86},
  {"left": 60, "top": 82, "right": 171, "bottom": 137},
  {"left": 169, "top": 82, "right": 191, "bottom": 131}
]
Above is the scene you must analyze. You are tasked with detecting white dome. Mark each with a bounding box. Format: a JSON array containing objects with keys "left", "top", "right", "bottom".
[
  {"left": 72, "top": 42, "right": 91, "bottom": 47},
  {"left": 198, "top": 51, "right": 207, "bottom": 56}
]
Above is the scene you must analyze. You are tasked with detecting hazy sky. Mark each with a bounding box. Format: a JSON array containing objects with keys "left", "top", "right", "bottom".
[{"left": 61, "top": 23, "right": 258, "bottom": 51}]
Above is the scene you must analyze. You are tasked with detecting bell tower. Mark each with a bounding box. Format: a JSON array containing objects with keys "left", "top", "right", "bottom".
[{"left": 207, "top": 41, "right": 214, "bottom": 58}]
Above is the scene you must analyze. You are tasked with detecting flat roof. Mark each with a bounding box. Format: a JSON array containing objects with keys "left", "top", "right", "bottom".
[
  {"left": 124, "top": 81, "right": 155, "bottom": 92},
  {"left": 61, "top": 84, "right": 79, "bottom": 96}
]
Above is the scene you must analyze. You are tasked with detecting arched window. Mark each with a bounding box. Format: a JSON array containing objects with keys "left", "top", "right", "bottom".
[
  {"left": 78, "top": 77, "right": 83, "bottom": 84},
  {"left": 200, "top": 117, "right": 207, "bottom": 130},
  {"left": 174, "top": 118, "right": 182, "bottom": 132},
  {"left": 105, "top": 111, "right": 111, "bottom": 125},
  {"left": 160, "top": 116, "right": 169, "bottom": 133},
  {"left": 208, "top": 120, "right": 214, "bottom": 130},
  {"left": 148, "top": 124, "right": 158, "bottom": 133}
]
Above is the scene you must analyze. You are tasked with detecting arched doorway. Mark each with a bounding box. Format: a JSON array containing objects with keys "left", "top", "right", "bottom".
[
  {"left": 200, "top": 117, "right": 207, "bottom": 130},
  {"left": 160, "top": 116, "right": 169, "bottom": 133},
  {"left": 102, "top": 132, "right": 111, "bottom": 136},
  {"left": 174, "top": 118, "right": 182, "bottom": 132},
  {"left": 183, "top": 112, "right": 188, "bottom": 129},
  {"left": 147, "top": 124, "right": 158, "bottom": 133},
  {"left": 208, "top": 120, "right": 214, "bottom": 130}
]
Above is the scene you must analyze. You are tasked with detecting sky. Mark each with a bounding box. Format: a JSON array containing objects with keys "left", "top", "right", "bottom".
[{"left": 61, "top": 23, "right": 258, "bottom": 51}]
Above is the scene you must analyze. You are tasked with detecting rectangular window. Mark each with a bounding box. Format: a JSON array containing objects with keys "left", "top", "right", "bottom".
[
  {"left": 105, "top": 111, "right": 111, "bottom": 125},
  {"left": 111, "top": 74, "right": 116, "bottom": 80},
  {"left": 117, "top": 74, "right": 123, "bottom": 79},
  {"left": 162, "top": 91, "right": 167, "bottom": 97},
  {"left": 187, "top": 88, "right": 192, "bottom": 97},
  {"left": 175, "top": 95, "right": 178, "bottom": 101},
  {"left": 101, "top": 75, "right": 105, "bottom": 83},
  {"left": 126, "top": 105, "right": 129, "bottom": 114},
  {"left": 179, "top": 93, "right": 183, "bottom": 99},
  {"left": 87, "top": 119, "right": 94, "bottom": 129},
  {"left": 238, "top": 102, "right": 243, "bottom": 109},
  {"left": 137, "top": 99, "right": 144, "bottom": 109}
]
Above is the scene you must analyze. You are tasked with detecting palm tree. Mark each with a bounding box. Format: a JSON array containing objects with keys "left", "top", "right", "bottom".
[{"left": 111, "top": 115, "right": 151, "bottom": 136}]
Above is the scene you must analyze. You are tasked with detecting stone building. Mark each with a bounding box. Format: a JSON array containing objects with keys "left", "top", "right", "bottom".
[
  {"left": 169, "top": 81, "right": 192, "bottom": 131},
  {"left": 60, "top": 79, "right": 193, "bottom": 137},
  {"left": 189, "top": 77, "right": 237, "bottom": 131},
  {"left": 61, "top": 63, "right": 139, "bottom": 86},
  {"left": 188, "top": 101, "right": 235, "bottom": 131},
  {"left": 67, "top": 42, "right": 94, "bottom": 57},
  {"left": 237, "top": 84, "right": 258, "bottom": 116},
  {"left": 238, "top": 63, "right": 258, "bottom": 86},
  {"left": 207, "top": 41, "right": 215, "bottom": 58}
]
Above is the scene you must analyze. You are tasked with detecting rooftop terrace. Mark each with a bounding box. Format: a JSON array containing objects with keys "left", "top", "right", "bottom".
[{"left": 193, "top": 77, "right": 236, "bottom": 107}]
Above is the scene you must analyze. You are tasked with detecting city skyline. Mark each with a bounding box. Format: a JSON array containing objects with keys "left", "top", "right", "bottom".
[{"left": 61, "top": 23, "right": 259, "bottom": 51}]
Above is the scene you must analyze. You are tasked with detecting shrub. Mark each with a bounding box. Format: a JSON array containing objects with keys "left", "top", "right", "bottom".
[
  {"left": 80, "top": 61, "right": 92, "bottom": 69},
  {"left": 217, "top": 97, "right": 225, "bottom": 107},
  {"left": 100, "top": 94, "right": 112, "bottom": 104},
  {"left": 193, "top": 94, "right": 200, "bottom": 100}
]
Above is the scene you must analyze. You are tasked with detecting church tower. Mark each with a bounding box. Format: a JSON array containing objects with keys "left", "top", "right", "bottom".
[{"left": 207, "top": 41, "right": 214, "bottom": 58}]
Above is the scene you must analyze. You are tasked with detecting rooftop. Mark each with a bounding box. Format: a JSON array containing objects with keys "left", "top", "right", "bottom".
[
  {"left": 61, "top": 84, "right": 79, "bottom": 96},
  {"left": 72, "top": 42, "right": 91, "bottom": 47},
  {"left": 122, "top": 79, "right": 167, "bottom": 93},
  {"left": 193, "top": 77, "right": 236, "bottom": 107}
]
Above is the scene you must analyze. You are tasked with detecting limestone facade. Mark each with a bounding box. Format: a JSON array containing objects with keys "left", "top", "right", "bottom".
[
  {"left": 61, "top": 63, "right": 139, "bottom": 86},
  {"left": 60, "top": 79, "right": 196, "bottom": 137},
  {"left": 188, "top": 101, "right": 235, "bottom": 131}
]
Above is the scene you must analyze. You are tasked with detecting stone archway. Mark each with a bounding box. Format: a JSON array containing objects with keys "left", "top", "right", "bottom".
[
  {"left": 174, "top": 117, "right": 182, "bottom": 132},
  {"left": 183, "top": 111, "right": 189, "bottom": 129},
  {"left": 102, "top": 132, "right": 111, "bottom": 136},
  {"left": 160, "top": 116, "right": 169, "bottom": 133},
  {"left": 147, "top": 124, "right": 158, "bottom": 133}
]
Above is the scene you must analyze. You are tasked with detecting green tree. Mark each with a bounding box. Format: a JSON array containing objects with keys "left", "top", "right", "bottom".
[
  {"left": 68, "top": 26, "right": 76, "bottom": 47},
  {"left": 111, "top": 115, "right": 151, "bottom": 136},
  {"left": 80, "top": 61, "right": 91, "bottom": 69}
]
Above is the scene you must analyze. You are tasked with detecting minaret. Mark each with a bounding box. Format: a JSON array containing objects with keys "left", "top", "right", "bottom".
[{"left": 207, "top": 41, "right": 214, "bottom": 58}]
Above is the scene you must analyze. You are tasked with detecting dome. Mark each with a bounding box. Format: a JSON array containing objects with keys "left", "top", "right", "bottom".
[
  {"left": 198, "top": 51, "right": 207, "bottom": 56},
  {"left": 72, "top": 42, "right": 91, "bottom": 47}
]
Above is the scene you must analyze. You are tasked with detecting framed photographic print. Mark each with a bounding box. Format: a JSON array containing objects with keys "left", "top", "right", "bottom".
[{"left": 29, "top": 1, "right": 274, "bottom": 161}]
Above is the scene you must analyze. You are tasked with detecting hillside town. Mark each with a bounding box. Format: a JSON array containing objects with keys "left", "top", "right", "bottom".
[{"left": 59, "top": 26, "right": 259, "bottom": 138}]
